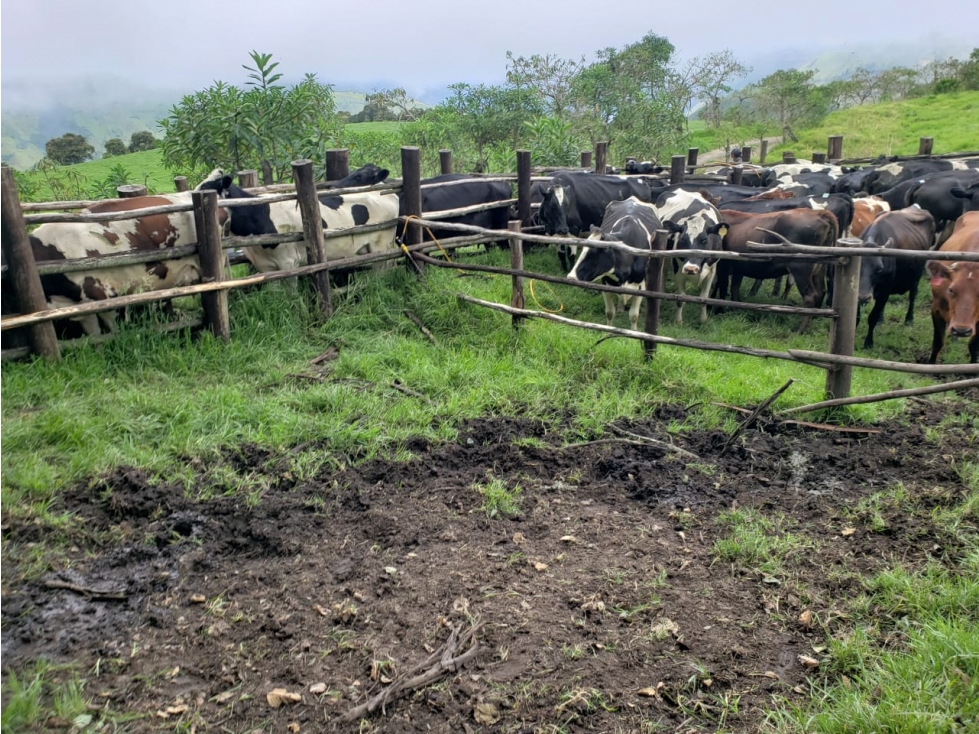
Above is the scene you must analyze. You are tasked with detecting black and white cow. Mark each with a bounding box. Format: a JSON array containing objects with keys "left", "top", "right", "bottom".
[
  {"left": 863, "top": 158, "right": 979, "bottom": 194},
  {"left": 857, "top": 206, "right": 936, "bottom": 349},
  {"left": 567, "top": 197, "right": 661, "bottom": 330},
  {"left": 653, "top": 189, "right": 726, "bottom": 324},
  {"left": 417, "top": 174, "right": 512, "bottom": 244},
  {"left": 538, "top": 172, "right": 653, "bottom": 270},
  {"left": 625, "top": 160, "right": 663, "bottom": 175}
]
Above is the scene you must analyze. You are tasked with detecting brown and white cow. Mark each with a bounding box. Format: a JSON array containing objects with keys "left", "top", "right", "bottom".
[
  {"left": 850, "top": 196, "right": 891, "bottom": 239},
  {"left": 927, "top": 211, "right": 979, "bottom": 363}
]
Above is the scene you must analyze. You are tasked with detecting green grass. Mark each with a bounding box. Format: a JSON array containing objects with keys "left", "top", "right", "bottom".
[
  {"left": 18, "top": 149, "right": 176, "bottom": 201},
  {"left": 476, "top": 476, "right": 523, "bottom": 519},
  {"left": 769, "top": 91, "right": 979, "bottom": 160},
  {"left": 347, "top": 121, "right": 405, "bottom": 134}
]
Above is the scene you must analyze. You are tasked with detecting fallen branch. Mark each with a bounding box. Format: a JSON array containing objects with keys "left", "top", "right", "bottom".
[
  {"left": 44, "top": 579, "right": 126, "bottom": 600},
  {"left": 342, "top": 623, "right": 482, "bottom": 721},
  {"left": 777, "top": 377, "right": 979, "bottom": 415},
  {"left": 309, "top": 346, "right": 340, "bottom": 365},
  {"left": 404, "top": 310, "right": 437, "bottom": 344},
  {"left": 608, "top": 425, "right": 702, "bottom": 461},
  {"left": 780, "top": 420, "right": 881, "bottom": 434},
  {"left": 390, "top": 380, "right": 430, "bottom": 401},
  {"left": 720, "top": 379, "right": 795, "bottom": 456}
]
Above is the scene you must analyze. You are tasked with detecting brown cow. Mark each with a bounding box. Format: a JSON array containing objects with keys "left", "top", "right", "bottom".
[
  {"left": 851, "top": 196, "right": 890, "bottom": 239},
  {"left": 927, "top": 211, "right": 979, "bottom": 363},
  {"left": 717, "top": 208, "right": 839, "bottom": 333}
]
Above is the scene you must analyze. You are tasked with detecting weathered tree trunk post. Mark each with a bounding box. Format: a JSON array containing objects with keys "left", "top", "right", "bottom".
[
  {"left": 400, "top": 146, "right": 424, "bottom": 275},
  {"left": 0, "top": 168, "right": 60, "bottom": 361},
  {"left": 439, "top": 149, "right": 453, "bottom": 175},
  {"left": 191, "top": 189, "right": 230, "bottom": 342},
  {"left": 782, "top": 151, "right": 797, "bottom": 164},
  {"left": 643, "top": 229, "right": 668, "bottom": 360},
  {"left": 292, "top": 159, "right": 333, "bottom": 317},
  {"left": 261, "top": 160, "right": 274, "bottom": 186},
  {"left": 825, "top": 238, "right": 862, "bottom": 400},
  {"left": 580, "top": 151, "right": 592, "bottom": 169},
  {"left": 686, "top": 147, "right": 699, "bottom": 174},
  {"left": 742, "top": 146, "right": 752, "bottom": 163},
  {"left": 517, "top": 149, "right": 532, "bottom": 228},
  {"left": 174, "top": 176, "right": 189, "bottom": 192},
  {"left": 731, "top": 166, "right": 744, "bottom": 185},
  {"left": 918, "top": 137, "right": 934, "bottom": 156},
  {"left": 812, "top": 152, "right": 827, "bottom": 164},
  {"left": 117, "top": 184, "right": 147, "bottom": 198},
  {"left": 509, "top": 221, "right": 524, "bottom": 329},
  {"left": 237, "top": 170, "right": 258, "bottom": 189},
  {"left": 670, "top": 155, "right": 686, "bottom": 184},
  {"left": 326, "top": 149, "right": 350, "bottom": 182},
  {"left": 828, "top": 135, "right": 843, "bottom": 161},
  {"left": 759, "top": 139, "right": 769, "bottom": 165},
  {"left": 594, "top": 142, "right": 608, "bottom": 174}
]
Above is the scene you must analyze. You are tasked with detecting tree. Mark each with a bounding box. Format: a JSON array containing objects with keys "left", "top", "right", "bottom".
[
  {"left": 748, "top": 69, "right": 827, "bottom": 141},
  {"left": 959, "top": 48, "right": 979, "bottom": 90},
  {"left": 677, "top": 50, "right": 751, "bottom": 129},
  {"left": 505, "top": 51, "right": 585, "bottom": 116},
  {"left": 103, "top": 138, "right": 127, "bottom": 157},
  {"left": 45, "top": 133, "right": 94, "bottom": 165},
  {"left": 128, "top": 131, "right": 158, "bottom": 152}
]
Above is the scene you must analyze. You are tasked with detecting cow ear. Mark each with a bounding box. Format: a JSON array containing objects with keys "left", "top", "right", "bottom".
[
  {"left": 715, "top": 222, "right": 729, "bottom": 238},
  {"left": 664, "top": 220, "right": 682, "bottom": 234},
  {"left": 927, "top": 260, "right": 951, "bottom": 284},
  {"left": 950, "top": 187, "right": 969, "bottom": 199},
  {"left": 589, "top": 224, "right": 602, "bottom": 235},
  {"left": 221, "top": 175, "right": 234, "bottom": 191}
]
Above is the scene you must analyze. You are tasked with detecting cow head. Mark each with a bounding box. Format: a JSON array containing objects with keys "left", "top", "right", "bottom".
[
  {"left": 567, "top": 225, "right": 616, "bottom": 282},
  {"left": 951, "top": 182, "right": 979, "bottom": 213},
  {"left": 195, "top": 169, "right": 278, "bottom": 239},
  {"left": 858, "top": 236, "right": 896, "bottom": 303},
  {"left": 539, "top": 184, "right": 570, "bottom": 236},
  {"left": 333, "top": 164, "right": 390, "bottom": 189},
  {"left": 928, "top": 260, "right": 979, "bottom": 339}
]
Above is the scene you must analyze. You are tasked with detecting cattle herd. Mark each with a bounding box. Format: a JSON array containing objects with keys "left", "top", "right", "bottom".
[{"left": 7, "top": 154, "right": 979, "bottom": 364}]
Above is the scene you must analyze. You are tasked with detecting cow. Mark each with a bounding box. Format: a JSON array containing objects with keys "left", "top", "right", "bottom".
[
  {"left": 851, "top": 196, "right": 891, "bottom": 238},
  {"left": 625, "top": 160, "right": 663, "bottom": 175},
  {"left": 24, "top": 173, "right": 275, "bottom": 336},
  {"left": 864, "top": 158, "right": 979, "bottom": 195},
  {"left": 768, "top": 171, "right": 836, "bottom": 198},
  {"left": 927, "top": 211, "right": 979, "bottom": 363},
  {"left": 538, "top": 172, "right": 653, "bottom": 271},
  {"left": 415, "top": 174, "right": 512, "bottom": 246},
  {"left": 951, "top": 179, "right": 979, "bottom": 214},
  {"left": 328, "top": 163, "right": 390, "bottom": 189},
  {"left": 856, "top": 207, "right": 936, "bottom": 349},
  {"left": 653, "top": 189, "right": 726, "bottom": 324},
  {"left": 566, "top": 197, "right": 661, "bottom": 331},
  {"left": 907, "top": 170, "right": 979, "bottom": 244},
  {"left": 833, "top": 166, "right": 878, "bottom": 196},
  {"left": 716, "top": 208, "right": 839, "bottom": 333},
  {"left": 769, "top": 161, "right": 844, "bottom": 179}
]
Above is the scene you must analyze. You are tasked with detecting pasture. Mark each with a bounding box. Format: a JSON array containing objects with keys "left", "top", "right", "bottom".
[{"left": 3, "top": 241, "right": 978, "bottom": 732}]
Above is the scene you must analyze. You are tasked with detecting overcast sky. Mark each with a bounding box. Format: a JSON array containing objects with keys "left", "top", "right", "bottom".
[{"left": 2, "top": 0, "right": 977, "bottom": 103}]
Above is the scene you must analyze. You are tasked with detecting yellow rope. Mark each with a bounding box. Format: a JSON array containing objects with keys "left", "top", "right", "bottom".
[{"left": 528, "top": 278, "right": 564, "bottom": 314}]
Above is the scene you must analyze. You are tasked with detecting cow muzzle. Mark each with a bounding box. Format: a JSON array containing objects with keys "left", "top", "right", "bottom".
[
  {"left": 682, "top": 263, "right": 701, "bottom": 275},
  {"left": 858, "top": 293, "right": 873, "bottom": 304},
  {"left": 950, "top": 325, "right": 976, "bottom": 338}
]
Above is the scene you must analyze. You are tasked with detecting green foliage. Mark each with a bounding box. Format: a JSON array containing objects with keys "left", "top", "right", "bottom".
[
  {"left": 477, "top": 477, "right": 523, "bottom": 519},
  {"left": 44, "top": 132, "right": 94, "bottom": 165},
  {"left": 159, "top": 50, "right": 343, "bottom": 183},
  {"left": 103, "top": 137, "right": 126, "bottom": 157},
  {"left": 523, "top": 116, "right": 586, "bottom": 168},
  {"left": 15, "top": 150, "right": 171, "bottom": 202},
  {"left": 127, "top": 130, "right": 157, "bottom": 153}
]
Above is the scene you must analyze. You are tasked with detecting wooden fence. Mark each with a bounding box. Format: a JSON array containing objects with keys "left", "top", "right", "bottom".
[{"left": 3, "top": 143, "right": 978, "bottom": 411}]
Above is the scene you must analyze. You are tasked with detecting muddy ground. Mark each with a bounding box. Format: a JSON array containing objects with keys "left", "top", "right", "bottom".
[{"left": 2, "top": 400, "right": 976, "bottom": 733}]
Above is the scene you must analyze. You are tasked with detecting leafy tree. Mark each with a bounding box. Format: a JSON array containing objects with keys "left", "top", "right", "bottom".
[
  {"left": 681, "top": 50, "right": 751, "bottom": 128},
  {"left": 128, "top": 131, "right": 158, "bottom": 152},
  {"left": 505, "top": 52, "right": 585, "bottom": 116},
  {"left": 361, "top": 88, "right": 423, "bottom": 121},
  {"left": 159, "top": 51, "right": 343, "bottom": 183},
  {"left": 959, "top": 48, "right": 979, "bottom": 90},
  {"left": 748, "top": 69, "right": 827, "bottom": 142},
  {"left": 44, "top": 133, "right": 94, "bottom": 165},
  {"left": 103, "top": 138, "right": 127, "bottom": 157}
]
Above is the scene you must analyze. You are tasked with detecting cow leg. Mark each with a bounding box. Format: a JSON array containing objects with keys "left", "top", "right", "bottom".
[
  {"left": 970, "top": 333, "right": 979, "bottom": 364},
  {"left": 748, "top": 279, "right": 763, "bottom": 297},
  {"left": 77, "top": 314, "right": 102, "bottom": 337},
  {"left": 626, "top": 288, "right": 644, "bottom": 331},
  {"left": 771, "top": 276, "right": 784, "bottom": 298},
  {"left": 698, "top": 265, "right": 716, "bottom": 324},
  {"left": 863, "top": 292, "right": 890, "bottom": 349},
  {"left": 674, "top": 271, "right": 687, "bottom": 325},
  {"left": 904, "top": 282, "right": 917, "bottom": 325},
  {"left": 780, "top": 275, "right": 795, "bottom": 301},
  {"left": 602, "top": 292, "right": 617, "bottom": 326},
  {"left": 928, "top": 311, "right": 946, "bottom": 364},
  {"left": 731, "top": 274, "right": 744, "bottom": 303}
]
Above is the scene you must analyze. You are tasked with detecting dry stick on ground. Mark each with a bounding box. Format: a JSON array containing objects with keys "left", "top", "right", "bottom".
[
  {"left": 608, "top": 425, "right": 702, "bottom": 461},
  {"left": 777, "top": 377, "right": 979, "bottom": 415},
  {"left": 44, "top": 579, "right": 126, "bottom": 600},
  {"left": 713, "top": 402, "right": 881, "bottom": 434},
  {"left": 720, "top": 378, "right": 795, "bottom": 456},
  {"left": 390, "top": 380, "right": 430, "bottom": 401},
  {"left": 342, "top": 623, "right": 483, "bottom": 721},
  {"left": 309, "top": 346, "right": 341, "bottom": 365},
  {"left": 404, "top": 310, "right": 437, "bottom": 344}
]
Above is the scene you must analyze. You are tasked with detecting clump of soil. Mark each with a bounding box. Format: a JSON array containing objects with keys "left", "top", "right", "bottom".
[{"left": 2, "top": 402, "right": 974, "bottom": 732}]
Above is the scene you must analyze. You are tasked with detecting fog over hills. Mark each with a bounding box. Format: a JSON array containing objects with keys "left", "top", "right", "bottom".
[{"left": 2, "top": 36, "right": 973, "bottom": 169}]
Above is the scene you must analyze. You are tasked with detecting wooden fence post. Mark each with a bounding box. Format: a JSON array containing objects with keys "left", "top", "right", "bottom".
[
  {"left": 825, "top": 238, "right": 862, "bottom": 400},
  {"left": 0, "top": 167, "right": 60, "bottom": 361},
  {"left": 292, "top": 159, "right": 333, "bottom": 317},
  {"left": 594, "top": 142, "right": 608, "bottom": 174},
  {"left": 812, "top": 152, "right": 827, "bottom": 164},
  {"left": 191, "top": 189, "right": 230, "bottom": 342},
  {"left": 759, "top": 139, "right": 769, "bottom": 165},
  {"left": 643, "top": 229, "right": 668, "bottom": 360},
  {"left": 261, "top": 160, "right": 274, "bottom": 186},
  {"left": 782, "top": 151, "right": 797, "bottom": 164},
  {"left": 580, "top": 150, "right": 592, "bottom": 169},
  {"left": 439, "top": 150, "right": 453, "bottom": 175},
  {"left": 326, "top": 149, "right": 349, "bottom": 182},
  {"left": 686, "top": 147, "right": 699, "bottom": 174},
  {"left": 918, "top": 137, "right": 934, "bottom": 156},
  {"left": 118, "top": 184, "right": 147, "bottom": 198},
  {"left": 174, "top": 176, "right": 189, "bottom": 192},
  {"left": 670, "top": 155, "right": 686, "bottom": 184},
  {"left": 509, "top": 221, "right": 524, "bottom": 329},
  {"left": 400, "top": 146, "right": 423, "bottom": 275},
  {"left": 742, "top": 145, "right": 752, "bottom": 163},
  {"left": 828, "top": 135, "right": 843, "bottom": 161},
  {"left": 731, "top": 166, "right": 744, "bottom": 185},
  {"left": 517, "top": 150, "right": 532, "bottom": 227},
  {"left": 237, "top": 170, "right": 258, "bottom": 189}
]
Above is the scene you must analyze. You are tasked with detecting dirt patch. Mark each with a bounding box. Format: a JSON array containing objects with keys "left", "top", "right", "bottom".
[{"left": 2, "top": 402, "right": 975, "bottom": 732}]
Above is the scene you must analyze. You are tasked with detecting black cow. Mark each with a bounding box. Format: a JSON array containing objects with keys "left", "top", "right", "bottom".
[
  {"left": 567, "top": 198, "right": 661, "bottom": 330},
  {"left": 539, "top": 172, "right": 653, "bottom": 270},
  {"left": 951, "top": 179, "right": 979, "bottom": 214},
  {"left": 907, "top": 170, "right": 979, "bottom": 244},
  {"left": 857, "top": 207, "right": 937, "bottom": 349},
  {"left": 833, "top": 166, "right": 878, "bottom": 195},
  {"left": 864, "top": 158, "right": 979, "bottom": 194},
  {"left": 328, "top": 163, "right": 390, "bottom": 189},
  {"left": 414, "top": 174, "right": 512, "bottom": 245}
]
